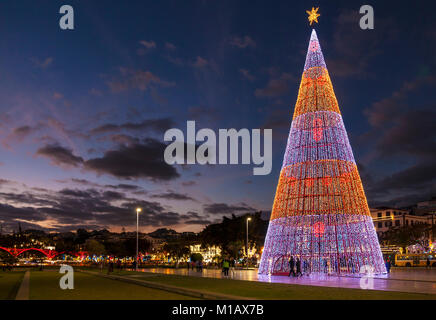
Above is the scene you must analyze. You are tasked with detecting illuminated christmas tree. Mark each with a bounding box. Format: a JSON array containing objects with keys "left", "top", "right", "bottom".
[{"left": 258, "top": 27, "right": 386, "bottom": 275}]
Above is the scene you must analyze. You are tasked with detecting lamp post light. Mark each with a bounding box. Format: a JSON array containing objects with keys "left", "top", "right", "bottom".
[
  {"left": 136, "top": 207, "right": 142, "bottom": 271},
  {"left": 246, "top": 217, "right": 252, "bottom": 268}
]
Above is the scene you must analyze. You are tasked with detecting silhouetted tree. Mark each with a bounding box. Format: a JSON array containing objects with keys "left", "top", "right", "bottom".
[
  {"left": 84, "top": 239, "right": 106, "bottom": 255},
  {"left": 382, "top": 224, "right": 428, "bottom": 252},
  {"left": 163, "top": 240, "right": 190, "bottom": 264}
]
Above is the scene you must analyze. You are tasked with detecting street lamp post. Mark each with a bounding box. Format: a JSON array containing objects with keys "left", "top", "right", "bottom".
[
  {"left": 136, "top": 207, "right": 142, "bottom": 271},
  {"left": 246, "top": 217, "right": 251, "bottom": 267}
]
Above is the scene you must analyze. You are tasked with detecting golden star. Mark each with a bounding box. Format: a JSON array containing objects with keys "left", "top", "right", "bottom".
[{"left": 306, "top": 7, "right": 320, "bottom": 26}]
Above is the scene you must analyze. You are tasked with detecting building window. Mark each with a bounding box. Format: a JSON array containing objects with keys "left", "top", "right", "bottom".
[
  {"left": 406, "top": 220, "right": 409, "bottom": 225},
  {"left": 378, "top": 222, "right": 382, "bottom": 228},
  {"left": 377, "top": 213, "right": 382, "bottom": 218},
  {"left": 386, "top": 212, "right": 390, "bottom": 217},
  {"left": 395, "top": 220, "right": 400, "bottom": 226}
]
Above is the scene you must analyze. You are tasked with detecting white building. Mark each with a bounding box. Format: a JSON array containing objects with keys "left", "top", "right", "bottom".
[
  {"left": 369, "top": 208, "right": 435, "bottom": 236},
  {"left": 189, "top": 244, "right": 221, "bottom": 262}
]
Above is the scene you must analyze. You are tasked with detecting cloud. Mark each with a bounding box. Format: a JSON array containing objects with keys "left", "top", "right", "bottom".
[
  {"left": 105, "top": 183, "right": 142, "bottom": 191},
  {"left": 364, "top": 160, "right": 436, "bottom": 208},
  {"left": 203, "top": 202, "right": 256, "bottom": 215},
  {"left": 165, "top": 55, "right": 185, "bottom": 66},
  {"left": 36, "top": 144, "right": 84, "bottom": 167},
  {"left": 181, "top": 181, "right": 196, "bottom": 187},
  {"left": 184, "top": 218, "right": 212, "bottom": 225},
  {"left": 84, "top": 138, "right": 180, "bottom": 181},
  {"left": 0, "top": 185, "right": 190, "bottom": 232},
  {"left": 193, "top": 56, "right": 209, "bottom": 68},
  {"left": 165, "top": 42, "right": 176, "bottom": 50},
  {"left": 255, "top": 72, "right": 296, "bottom": 98},
  {"left": 137, "top": 40, "right": 157, "bottom": 55},
  {"left": 327, "top": 9, "right": 397, "bottom": 78},
  {"left": 375, "top": 110, "right": 436, "bottom": 160},
  {"left": 187, "top": 105, "right": 220, "bottom": 122},
  {"left": 31, "top": 57, "right": 53, "bottom": 69},
  {"left": 2, "top": 125, "right": 39, "bottom": 148},
  {"left": 239, "top": 69, "right": 255, "bottom": 81},
  {"left": 181, "top": 211, "right": 212, "bottom": 225},
  {"left": 139, "top": 40, "right": 156, "bottom": 49},
  {"left": 358, "top": 76, "right": 436, "bottom": 207},
  {"left": 106, "top": 68, "right": 175, "bottom": 93},
  {"left": 229, "top": 36, "right": 256, "bottom": 48},
  {"left": 364, "top": 76, "right": 436, "bottom": 127},
  {"left": 90, "top": 117, "right": 175, "bottom": 135},
  {"left": 151, "top": 191, "right": 197, "bottom": 202},
  {"left": 51, "top": 92, "right": 64, "bottom": 100},
  {"left": 89, "top": 88, "right": 103, "bottom": 96}
]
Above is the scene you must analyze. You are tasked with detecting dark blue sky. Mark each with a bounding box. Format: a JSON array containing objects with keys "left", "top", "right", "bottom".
[{"left": 0, "top": 0, "right": 434, "bottom": 233}]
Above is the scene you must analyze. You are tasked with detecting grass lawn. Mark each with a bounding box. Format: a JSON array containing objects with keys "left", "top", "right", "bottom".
[
  {"left": 0, "top": 271, "right": 24, "bottom": 299},
  {"left": 28, "top": 270, "right": 196, "bottom": 300},
  {"left": 104, "top": 270, "right": 436, "bottom": 300}
]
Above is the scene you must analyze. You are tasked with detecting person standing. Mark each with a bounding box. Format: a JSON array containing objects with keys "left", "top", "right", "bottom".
[
  {"left": 223, "top": 259, "right": 230, "bottom": 276},
  {"left": 289, "top": 256, "right": 295, "bottom": 277},
  {"left": 426, "top": 257, "right": 431, "bottom": 269},
  {"left": 230, "top": 258, "right": 235, "bottom": 277},
  {"left": 296, "top": 257, "right": 302, "bottom": 277},
  {"left": 385, "top": 259, "right": 391, "bottom": 273}
]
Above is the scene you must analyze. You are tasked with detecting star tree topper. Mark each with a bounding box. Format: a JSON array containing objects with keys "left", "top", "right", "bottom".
[{"left": 306, "top": 7, "right": 320, "bottom": 25}]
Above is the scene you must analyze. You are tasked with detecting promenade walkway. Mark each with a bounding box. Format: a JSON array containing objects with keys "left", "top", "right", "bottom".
[{"left": 139, "top": 267, "right": 436, "bottom": 295}]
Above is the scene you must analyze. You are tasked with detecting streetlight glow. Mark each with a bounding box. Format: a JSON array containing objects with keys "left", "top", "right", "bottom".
[
  {"left": 246, "top": 216, "right": 252, "bottom": 264},
  {"left": 135, "top": 207, "right": 142, "bottom": 271}
]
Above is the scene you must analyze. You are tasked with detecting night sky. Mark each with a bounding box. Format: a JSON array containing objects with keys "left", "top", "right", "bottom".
[{"left": 0, "top": 0, "right": 434, "bottom": 233}]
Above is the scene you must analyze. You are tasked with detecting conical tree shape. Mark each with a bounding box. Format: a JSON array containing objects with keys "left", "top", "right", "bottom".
[{"left": 259, "top": 30, "right": 386, "bottom": 275}]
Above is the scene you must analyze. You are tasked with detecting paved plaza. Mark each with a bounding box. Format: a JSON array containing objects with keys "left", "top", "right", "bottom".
[{"left": 139, "top": 267, "right": 436, "bottom": 295}]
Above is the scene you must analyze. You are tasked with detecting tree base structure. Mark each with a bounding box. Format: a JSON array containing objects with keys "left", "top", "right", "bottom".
[{"left": 259, "top": 214, "right": 385, "bottom": 275}]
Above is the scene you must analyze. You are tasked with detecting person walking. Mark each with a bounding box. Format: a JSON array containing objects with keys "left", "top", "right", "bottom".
[
  {"left": 199, "top": 260, "right": 203, "bottom": 272},
  {"left": 426, "top": 257, "right": 431, "bottom": 269},
  {"left": 385, "top": 259, "right": 391, "bottom": 273},
  {"left": 289, "top": 256, "right": 295, "bottom": 277},
  {"left": 107, "top": 261, "right": 114, "bottom": 274},
  {"left": 296, "top": 257, "right": 302, "bottom": 277},
  {"left": 229, "top": 258, "right": 235, "bottom": 277}
]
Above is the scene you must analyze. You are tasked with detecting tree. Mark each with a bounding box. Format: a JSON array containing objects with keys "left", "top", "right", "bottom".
[
  {"left": 123, "top": 238, "right": 152, "bottom": 256},
  {"left": 190, "top": 253, "right": 203, "bottom": 262},
  {"left": 163, "top": 240, "right": 190, "bottom": 265},
  {"left": 0, "top": 251, "right": 17, "bottom": 265},
  {"left": 258, "top": 29, "right": 386, "bottom": 275},
  {"left": 382, "top": 224, "right": 428, "bottom": 252},
  {"left": 198, "top": 212, "right": 268, "bottom": 257},
  {"left": 225, "top": 240, "right": 244, "bottom": 259},
  {"left": 84, "top": 239, "right": 106, "bottom": 256},
  {"left": 75, "top": 229, "right": 90, "bottom": 245}
]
